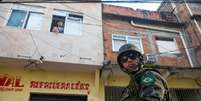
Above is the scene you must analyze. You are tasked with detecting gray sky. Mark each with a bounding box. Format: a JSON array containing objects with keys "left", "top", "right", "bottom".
[{"left": 106, "top": 3, "right": 161, "bottom": 11}]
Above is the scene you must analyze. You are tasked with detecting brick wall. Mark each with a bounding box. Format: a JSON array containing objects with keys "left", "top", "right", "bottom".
[
  {"left": 177, "top": 3, "right": 201, "bottom": 66},
  {"left": 103, "top": 15, "right": 190, "bottom": 67},
  {"left": 103, "top": 4, "right": 178, "bottom": 23},
  {"left": 103, "top": 4, "right": 191, "bottom": 67}
]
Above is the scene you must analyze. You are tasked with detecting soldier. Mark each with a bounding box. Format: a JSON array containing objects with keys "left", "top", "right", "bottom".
[{"left": 117, "top": 44, "right": 170, "bottom": 101}]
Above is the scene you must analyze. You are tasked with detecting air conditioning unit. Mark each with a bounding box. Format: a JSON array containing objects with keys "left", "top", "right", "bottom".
[{"left": 144, "top": 54, "right": 157, "bottom": 64}]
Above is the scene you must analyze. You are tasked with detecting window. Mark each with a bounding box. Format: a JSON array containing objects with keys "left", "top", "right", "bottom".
[
  {"left": 25, "top": 12, "right": 44, "bottom": 30},
  {"left": 112, "top": 34, "right": 143, "bottom": 53},
  {"left": 7, "top": 10, "right": 26, "bottom": 28},
  {"left": 170, "top": 89, "right": 201, "bottom": 101},
  {"left": 50, "top": 10, "right": 83, "bottom": 35},
  {"left": 66, "top": 14, "right": 83, "bottom": 35},
  {"left": 7, "top": 5, "right": 44, "bottom": 30},
  {"left": 189, "top": 3, "right": 201, "bottom": 8},
  {"left": 50, "top": 15, "right": 65, "bottom": 33},
  {"left": 156, "top": 37, "right": 180, "bottom": 54}
]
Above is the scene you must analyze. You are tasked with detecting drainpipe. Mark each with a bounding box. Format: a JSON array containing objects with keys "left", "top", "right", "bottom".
[
  {"left": 131, "top": 20, "right": 179, "bottom": 33},
  {"left": 170, "top": 2, "right": 195, "bottom": 67},
  {"left": 179, "top": 31, "right": 194, "bottom": 67},
  {"left": 185, "top": 0, "right": 201, "bottom": 35},
  {"left": 193, "top": 19, "right": 201, "bottom": 35},
  {"left": 184, "top": 1, "right": 201, "bottom": 67},
  {"left": 95, "top": 69, "right": 100, "bottom": 100},
  {"left": 130, "top": 20, "right": 194, "bottom": 67}
]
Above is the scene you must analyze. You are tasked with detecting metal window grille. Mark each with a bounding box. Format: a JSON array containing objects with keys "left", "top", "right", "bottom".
[
  {"left": 170, "top": 89, "right": 201, "bottom": 101},
  {"left": 29, "top": 93, "right": 87, "bottom": 101},
  {"left": 105, "top": 86, "right": 124, "bottom": 101},
  {"left": 105, "top": 86, "right": 201, "bottom": 101}
]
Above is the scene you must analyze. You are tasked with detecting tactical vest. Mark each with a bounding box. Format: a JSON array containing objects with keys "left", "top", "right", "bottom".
[{"left": 120, "top": 69, "right": 170, "bottom": 101}]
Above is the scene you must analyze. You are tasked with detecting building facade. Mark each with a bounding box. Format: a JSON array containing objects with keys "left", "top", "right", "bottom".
[
  {"left": 157, "top": 1, "right": 201, "bottom": 100},
  {"left": 0, "top": 3, "right": 103, "bottom": 101},
  {"left": 0, "top": 2, "right": 201, "bottom": 101},
  {"left": 158, "top": 0, "right": 201, "bottom": 67},
  {"left": 102, "top": 4, "right": 201, "bottom": 101}
]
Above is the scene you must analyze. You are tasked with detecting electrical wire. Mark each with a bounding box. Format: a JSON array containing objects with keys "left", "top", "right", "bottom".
[
  {"left": 0, "top": 21, "right": 100, "bottom": 59},
  {"left": 60, "top": 0, "right": 200, "bottom": 55},
  {"left": 0, "top": 15, "right": 7, "bottom": 20},
  {"left": 28, "top": 31, "right": 76, "bottom": 57},
  {"left": 0, "top": 18, "right": 200, "bottom": 58},
  {"left": 0, "top": 1, "right": 199, "bottom": 66},
  {"left": 0, "top": 0, "right": 159, "bottom": 3},
  {"left": 104, "top": 27, "right": 201, "bottom": 56},
  {"left": 61, "top": 3, "right": 193, "bottom": 56},
  {"left": 1, "top": 0, "right": 201, "bottom": 3},
  {"left": 61, "top": 4, "right": 102, "bottom": 22},
  {"left": 0, "top": 3, "right": 201, "bottom": 58},
  {"left": 0, "top": 9, "right": 102, "bottom": 27},
  {"left": 28, "top": 31, "right": 42, "bottom": 57},
  {"left": 0, "top": 24, "right": 201, "bottom": 65},
  {"left": 0, "top": 4, "right": 103, "bottom": 58}
]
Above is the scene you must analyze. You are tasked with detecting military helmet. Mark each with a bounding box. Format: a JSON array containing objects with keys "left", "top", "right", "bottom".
[{"left": 117, "top": 44, "right": 144, "bottom": 73}]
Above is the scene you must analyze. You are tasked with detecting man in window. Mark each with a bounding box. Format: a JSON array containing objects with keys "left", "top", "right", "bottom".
[
  {"left": 52, "top": 21, "right": 64, "bottom": 33},
  {"left": 117, "top": 44, "right": 170, "bottom": 101}
]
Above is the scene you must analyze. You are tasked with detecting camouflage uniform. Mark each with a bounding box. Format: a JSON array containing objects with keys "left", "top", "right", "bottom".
[
  {"left": 120, "top": 68, "right": 170, "bottom": 101},
  {"left": 117, "top": 44, "right": 170, "bottom": 101}
]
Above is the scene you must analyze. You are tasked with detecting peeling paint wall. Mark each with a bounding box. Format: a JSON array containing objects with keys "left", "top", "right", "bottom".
[{"left": 0, "top": 3, "right": 103, "bottom": 66}]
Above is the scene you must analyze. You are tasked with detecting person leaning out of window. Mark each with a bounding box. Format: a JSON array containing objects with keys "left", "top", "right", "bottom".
[{"left": 52, "top": 21, "right": 64, "bottom": 33}]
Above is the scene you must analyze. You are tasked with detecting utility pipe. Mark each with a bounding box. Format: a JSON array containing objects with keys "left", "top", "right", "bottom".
[
  {"left": 130, "top": 20, "right": 194, "bottom": 67},
  {"left": 185, "top": 0, "right": 201, "bottom": 35}
]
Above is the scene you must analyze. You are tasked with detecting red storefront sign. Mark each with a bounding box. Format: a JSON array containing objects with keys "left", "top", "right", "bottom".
[
  {"left": 0, "top": 74, "right": 90, "bottom": 94},
  {"left": 30, "top": 81, "right": 90, "bottom": 94},
  {"left": 0, "top": 74, "right": 24, "bottom": 92}
]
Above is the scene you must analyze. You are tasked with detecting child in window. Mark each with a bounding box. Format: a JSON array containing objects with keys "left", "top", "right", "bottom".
[{"left": 52, "top": 21, "right": 64, "bottom": 33}]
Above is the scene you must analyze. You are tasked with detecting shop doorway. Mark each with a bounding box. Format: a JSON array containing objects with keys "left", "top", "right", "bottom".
[
  {"left": 105, "top": 86, "right": 124, "bottom": 101},
  {"left": 30, "top": 93, "right": 87, "bottom": 101},
  {"left": 105, "top": 86, "right": 201, "bottom": 101}
]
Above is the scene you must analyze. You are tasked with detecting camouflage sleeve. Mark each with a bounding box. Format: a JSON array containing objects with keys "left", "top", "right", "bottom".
[
  {"left": 120, "top": 87, "right": 130, "bottom": 101},
  {"left": 135, "top": 70, "right": 169, "bottom": 101},
  {"left": 120, "top": 85, "right": 138, "bottom": 101}
]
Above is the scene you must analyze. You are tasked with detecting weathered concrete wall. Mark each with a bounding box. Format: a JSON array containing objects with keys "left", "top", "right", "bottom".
[{"left": 0, "top": 3, "right": 103, "bottom": 66}]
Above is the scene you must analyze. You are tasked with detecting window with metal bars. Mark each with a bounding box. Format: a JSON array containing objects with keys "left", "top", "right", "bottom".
[
  {"left": 105, "top": 86, "right": 124, "bottom": 101},
  {"left": 170, "top": 89, "right": 201, "bottom": 101},
  {"left": 105, "top": 86, "right": 201, "bottom": 101},
  {"left": 29, "top": 93, "right": 87, "bottom": 101}
]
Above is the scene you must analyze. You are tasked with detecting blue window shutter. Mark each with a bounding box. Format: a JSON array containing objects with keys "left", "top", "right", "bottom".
[{"left": 7, "top": 10, "right": 26, "bottom": 28}]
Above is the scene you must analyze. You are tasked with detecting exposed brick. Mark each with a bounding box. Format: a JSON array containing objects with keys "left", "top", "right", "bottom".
[
  {"left": 196, "top": 48, "right": 201, "bottom": 64},
  {"left": 103, "top": 4, "right": 190, "bottom": 67},
  {"left": 103, "top": 4, "right": 178, "bottom": 23},
  {"left": 141, "top": 35, "right": 152, "bottom": 54},
  {"left": 103, "top": 18, "right": 190, "bottom": 67}
]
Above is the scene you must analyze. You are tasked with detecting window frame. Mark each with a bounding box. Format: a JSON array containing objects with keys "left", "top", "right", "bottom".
[
  {"left": 112, "top": 34, "right": 144, "bottom": 54},
  {"left": 7, "top": 9, "right": 27, "bottom": 28},
  {"left": 189, "top": 3, "right": 201, "bottom": 8},
  {"left": 50, "top": 15, "right": 66, "bottom": 33},
  {"left": 7, "top": 4, "right": 44, "bottom": 30},
  {"left": 155, "top": 36, "right": 180, "bottom": 55},
  {"left": 65, "top": 13, "right": 83, "bottom": 35},
  {"left": 24, "top": 11, "right": 44, "bottom": 30},
  {"left": 51, "top": 9, "right": 83, "bottom": 35}
]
